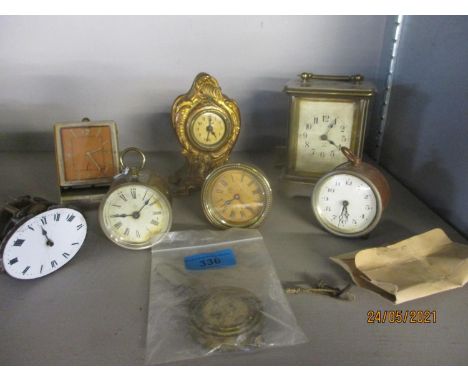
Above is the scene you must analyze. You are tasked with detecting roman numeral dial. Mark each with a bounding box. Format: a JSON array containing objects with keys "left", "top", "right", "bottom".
[
  {"left": 202, "top": 164, "right": 273, "bottom": 229},
  {"left": 100, "top": 183, "right": 172, "bottom": 249},
  {"left": 2, "top": 207, "right": 87, "bottom": 280}
]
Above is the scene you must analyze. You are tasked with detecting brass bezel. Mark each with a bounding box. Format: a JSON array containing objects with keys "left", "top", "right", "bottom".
[
  {"left": 187, "top": 107, "right": 232, "bottom": 151},
  {"left": 201, "top": 163, "right": 273, "bottom": 229},
  {"left": 311, "top": 169, "right": 384, "bottom": 238},
  {"left": 98, "top": 182, "right": 173, "bottom": 250},
  {"left": 54, "top": 120, "right": 120, "bottom": 188}
]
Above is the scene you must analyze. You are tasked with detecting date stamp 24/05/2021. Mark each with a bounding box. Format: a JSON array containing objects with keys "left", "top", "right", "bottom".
[{"left": 367, "top": 310, "right": 437, "bottom": 324}]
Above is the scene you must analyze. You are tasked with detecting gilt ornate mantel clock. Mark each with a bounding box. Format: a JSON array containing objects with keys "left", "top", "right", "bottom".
[{"left": 171, "top": 73, "right": 241, "bottom": 195}]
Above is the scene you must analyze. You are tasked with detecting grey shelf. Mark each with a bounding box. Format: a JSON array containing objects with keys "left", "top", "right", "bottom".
[{"left": 0, "top": 151, "right": 466, "bottom": 365}]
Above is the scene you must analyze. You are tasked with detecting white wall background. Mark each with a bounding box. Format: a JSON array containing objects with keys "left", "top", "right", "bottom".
[{"left": 0, "top": 16, "right": 391, "bottom": 152}]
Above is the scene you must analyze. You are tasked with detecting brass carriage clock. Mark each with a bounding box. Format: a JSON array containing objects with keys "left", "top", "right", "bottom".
[
  {"left": 282, "top": 72, "right": 375, "bottom": 197},
  {"left": 171, "top": 73, "right": 241, "bottom": 195}
]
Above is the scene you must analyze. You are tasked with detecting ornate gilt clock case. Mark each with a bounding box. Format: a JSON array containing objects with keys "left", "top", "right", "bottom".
[{"left": 171, "top": 73, "right": 241, "bottom": 194}]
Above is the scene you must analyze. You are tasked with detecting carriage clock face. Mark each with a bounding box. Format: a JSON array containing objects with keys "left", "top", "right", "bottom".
[
  {"left": 2, "top": 208, "right": 87, "bottom": 280},
  {"left": 189, "top": 111, "right": 228, "bottom": 150},
  {"left": 294, "top": 100, "right": 357, "bottom": 174},
  {"left": 99, "top": 183, "right": 172, "bottom": 249},
  {"left": 202, "top": 163, "right": 273, "bottom": 229},
  {"left": 312, "top": 172, "right": 381, "bottom": 237},
  {"left": 54, "top": 121, "right": 119, "bottom": 187}
]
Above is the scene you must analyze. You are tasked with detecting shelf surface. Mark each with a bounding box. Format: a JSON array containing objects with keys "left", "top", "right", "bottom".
[{"left": 0, "top": 151, "right": 467, "bottom": 365}]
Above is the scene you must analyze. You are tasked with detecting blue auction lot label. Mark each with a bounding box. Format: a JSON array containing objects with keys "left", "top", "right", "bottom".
[{"left": 184, "top": 248, "right": 236, "bottom": 270}]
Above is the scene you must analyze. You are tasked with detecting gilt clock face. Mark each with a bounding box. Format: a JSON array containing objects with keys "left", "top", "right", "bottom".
[
  {"left": 1, "top": 208, "right": 87, "bottom": 280},
  {"left": 100, "top": 183, "right": 172, "bottom": 249},
  {"left": 57, "top": 124, "right": 118, "bottom": 185},
  {"left": 202, "top": 164, "right": 272, "bottom": 228},
  {"left": 189, "top": 111, "right": 227, "bottom": 150}
]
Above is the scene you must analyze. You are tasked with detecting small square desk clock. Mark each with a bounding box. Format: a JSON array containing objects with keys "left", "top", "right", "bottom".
[
  {"left": 282, "top": 72, "right": 375, "bottom": 197},
  {"left": 54, "top": 118, "right": 120, "bottom": 203}
]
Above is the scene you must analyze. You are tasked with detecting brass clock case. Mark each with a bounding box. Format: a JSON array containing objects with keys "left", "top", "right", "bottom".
[
  {"left": 171, "top": 73, "right": 241, "bottom": 194},
  {"left": 201, "top": 163, "right": 273, "bottom": 229}
]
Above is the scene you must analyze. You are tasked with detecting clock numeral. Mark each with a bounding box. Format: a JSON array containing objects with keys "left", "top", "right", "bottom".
[
  {"left": 119, "top": 193, "right": 128, "bottom": 202},
  {"left": 353, "top": 219, "right": 357, "bottom": 225},
  {"left": 66, "top": 214, "right": 75, "bottom": 222},
  {"left": 8, "top": 257, "right": 18, "bottom": 265},
  {"left": 325, "top": 206, "right": 331, "bottom": 212},
  {"left": 305, "top": 122, "right": 313, "bottom": 130},
  {"left": 72, "top": 242, "right": 80, "bottom": 245},
  {"left": 230, "top": 210, "right": 236, "bottom": 218},
  {"left": 361, "top": 214, "right": 365, "bottom": 219},
  {"left": 330, "top": 151, "right": 335, "bottom": 158},
  {"left": 331, "top": 118, "right": 337, "bottom": 126},
  {"left": 215, "top": 189, "right": 223, "bottom": 194},
  {"left": 319, "top": 152, "right": 326, "bottom": 158},
  {"left": 252, "top": 189, "right": 261, "bottom": 195},
  {"left": 62, "top": 252, "right": 70, "bottom": 259},
  {"left": 302, "top": 132, "right": 308, "bottom": 139},
  {"left": 41, "top": 217, "right": 47, "bottom": 225},
  {"left": 22, "top": 266, "right": 30, "bottom": 275},
  {"left": 322, "top": 115, "right": 330, "bottom": 123},
  {"left": 114, "top": 222, "right": 122, "bottom": 229},
  {"left": 111, "top": 204, "right": 121, "bottom": 208},
  {"left": 13, "top": 239, "right": 25, "bottom": 247},
  {"left": 54, "top": 213, "right": 61, "bottom": 221},
  {"left": 220, "top": 180, "right": 228, "bottom": 187},
  {"left": 150, "top": 220, "right": 159, "bottom": 226},
  {"left": 341, "top": 135, "right": 347, "bottom": 142},
  {"left": 27, "top": 225, "right": 34, "bottom": 231},
  {"left": 365, "top": 205, "right": 372, "bottom": 210},
  {"left": 332, "top": 215, "right": 337, "bottom": 220},
  {"left": 313, "top": 117, "right": 319, "bottom": 124},
  {"left": 364, "top": 194, "right": 369, "bottom": 199},
  {"left": 340, "top": 126, "right": 346, "bottom": 133},
  {"left": 327, "top": 188, "right": 335, "bottom": 193},
  {"left": 76, "top": 224, "right": 84, "bottom": 231},
  {"left": 240, "top": 209, "right": 246, "bottom": 218},
  {"left": 51, "top": 260, "right": 58, "bottom": 268},
  {"left": 305, "top": 141, "right": 310, "bottom": 148},
  {"left": 346, "top": 179, "right": 353, "bottom": 186},
  {"left": 136, "top": 230, "right": 140, "bottom": 238},
  {"left": 40, "top": 265, "right": 43, "bottom": 274},
  {"left": 131, "top": 188, "right": 137, "bottom": 199},
  {"left": 124, "top": 228, "right": 130, "bottom": 236},
  {"left": 153, "top": 211, "right": 162, "bottom": 215}
]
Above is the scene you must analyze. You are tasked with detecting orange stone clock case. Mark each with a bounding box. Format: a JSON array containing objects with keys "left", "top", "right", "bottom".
[{"left": 54, "top": 121, "right": 120, "bottom": 188}]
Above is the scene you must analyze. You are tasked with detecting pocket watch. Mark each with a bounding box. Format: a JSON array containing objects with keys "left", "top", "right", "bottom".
[
  {"left": 189, "top": 286, "right": 263, "bottom": 350},
  {"left": 171, "top": 73, "right": 241, "bottom": 195},
  {"left": 201, "top": 163, "right": 273, "bottom": 229},
  {"left": 283, "top": 72, "right": 375, "bottom": 197},
  {"left": 99, "top": 147, "right": 172, "bottom": 250},
  {"left": 0, "top": 196, "right": 87, "bottom": 280},
  {"left": 311, "top": 147, "right": 390, "bottom": 238},
  {"left": 54, "top": 117, "right": 120, "bottom": 203}
]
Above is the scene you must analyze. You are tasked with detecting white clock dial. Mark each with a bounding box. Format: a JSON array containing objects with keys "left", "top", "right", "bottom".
[
  {"left": 2, "top": 208, "right": 87, "bottom": 280},
  {"left": 295, "top": 100, "right": 356, "bottom": 173},
  {"left": 101, "top": 184, "right": 172, "bottom": 249},
  {"left": 314, "top": 174, "right": 377, "bottom": 234}
]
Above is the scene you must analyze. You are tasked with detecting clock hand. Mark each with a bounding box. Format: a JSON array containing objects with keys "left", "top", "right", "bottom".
[
  {"left": 86, "top": 152, "right": 102, "bottom": 171},
  {"left": 338, "top": 200, "right": 350, "bottom": 226},
  {"left": 110, "top": 213, "right": 132, "bottom": 218},
  {"left": 41, "top": 226, "right": 54, "bottom": 247},
  {"left": 224, "top": 194, "right": 241, "bottom": 206},
  {"left": 137, "top": 198, "right": 151, "bottom": 214}
]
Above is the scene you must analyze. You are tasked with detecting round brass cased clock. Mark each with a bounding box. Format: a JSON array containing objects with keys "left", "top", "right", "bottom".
[{"left": 171, "top": 73, "right": 241, "bottom": 195}]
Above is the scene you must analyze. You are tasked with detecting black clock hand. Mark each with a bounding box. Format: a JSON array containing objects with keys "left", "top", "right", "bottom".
[
  {"left": 110, "top": 213, "right": 132, "bottom": 218},
  {"left": 338, "top": 201, "right": 350, "bottom": 226},
  {"left": 41, "top": 226, "right": 54, "bottom": 247},
  {"left": 137, "top": 198, "right": 151, "bottom": 214}
]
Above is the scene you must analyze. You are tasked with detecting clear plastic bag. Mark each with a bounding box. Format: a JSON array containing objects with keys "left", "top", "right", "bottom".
[{"left": 146, "top": 229, "right": 307, "bottom": 365}]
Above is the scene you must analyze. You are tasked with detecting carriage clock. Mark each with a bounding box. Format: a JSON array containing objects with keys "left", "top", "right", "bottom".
[
  {"left": 171, "top": 73, "right": 241, "bottom": 195},
  {"left": 282, "top": 72, "right": 375, "bottom": 197},
  {"left": 54, "top": 118, "right": 120, "bottom": 203}
]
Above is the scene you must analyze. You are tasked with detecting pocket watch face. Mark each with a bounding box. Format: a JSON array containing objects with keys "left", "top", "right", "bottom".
[
  {"left": 59, "top": 125, "right": 117, "bottom": 183},
  {"left": 1, "top": 208, "right": 87, "bottom": 280},
  {"left": 294, "top": 100, "right": 357, "bottom": 174},
  {"left": 202, "top": 163, "right": 272, "bottom": 229},
  {"left": 100, "top": 183, "right": 172, "bottom": 249},
  {"left": 189, "top": 111, "right": 227, "bottom": 150},
  {"left": 312, "top": 173, "right": 380, "bottom": 236}
]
